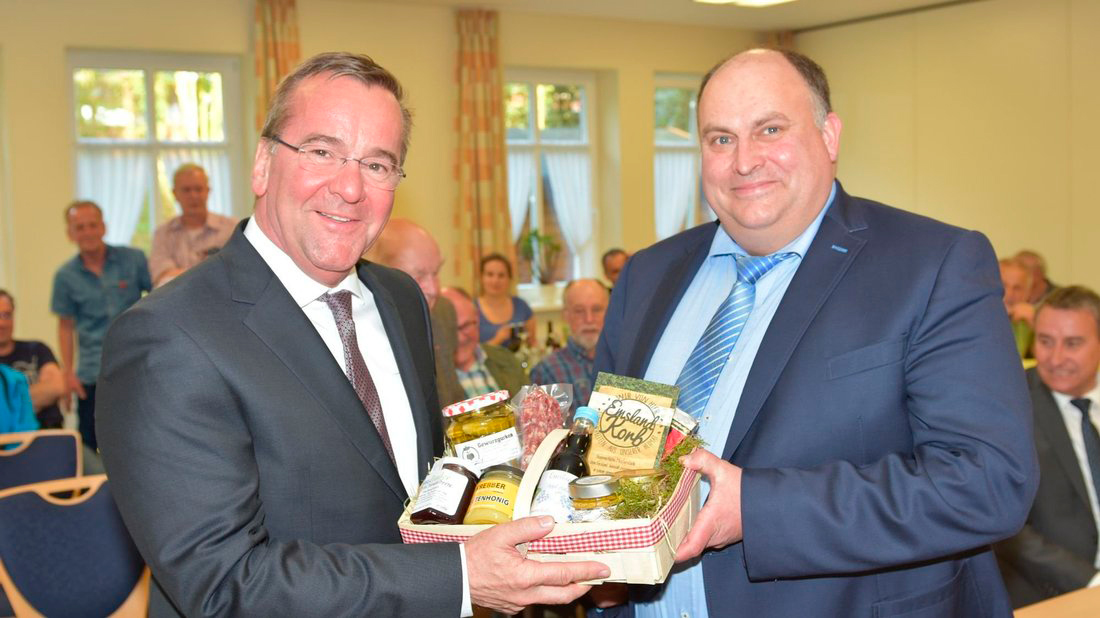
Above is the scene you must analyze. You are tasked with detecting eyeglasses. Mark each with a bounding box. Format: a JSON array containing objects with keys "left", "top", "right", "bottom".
[{"left": 270, "top": 136, "right": 406, "bottom": 191}]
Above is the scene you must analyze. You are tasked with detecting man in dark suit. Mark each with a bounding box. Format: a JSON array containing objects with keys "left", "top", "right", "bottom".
[
  {"left": 996, "top": 285, "right": 1100, "bottom": 607},
  {"left": 593, "top": 49, "right": 1037, "bottom": 617},
  {"left": 96, "top": 52, "right": 606, "bottom": 617}
]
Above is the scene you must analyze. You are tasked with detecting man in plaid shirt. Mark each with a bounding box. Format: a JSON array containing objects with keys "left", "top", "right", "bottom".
[{"left": 530, "top": 279, "right": 609, "bottom": 410}]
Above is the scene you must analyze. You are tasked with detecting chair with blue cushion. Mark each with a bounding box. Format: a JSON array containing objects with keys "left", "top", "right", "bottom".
[
  {"left": 0, "top": 430, "right": 83, "bottom": 492},
  {"left": 0, "top": 475, "right": 149, "bottom": 617}
]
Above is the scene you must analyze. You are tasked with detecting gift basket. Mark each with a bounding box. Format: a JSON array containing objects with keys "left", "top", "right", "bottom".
[{"left": 397, "top": 375, "right": 702, "bottom": 584}]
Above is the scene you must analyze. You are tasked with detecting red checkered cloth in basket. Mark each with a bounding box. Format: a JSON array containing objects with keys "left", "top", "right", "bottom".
[{"left": 400, "top": 470, "right": 699, "bottom": 553}]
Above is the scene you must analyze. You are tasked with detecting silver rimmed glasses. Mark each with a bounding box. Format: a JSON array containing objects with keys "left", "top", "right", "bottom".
[{"left": 270, "top": 135, "right": 406, "bottom": 191}]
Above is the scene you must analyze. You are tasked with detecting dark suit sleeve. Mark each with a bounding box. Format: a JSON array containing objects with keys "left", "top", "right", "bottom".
[
  {"left": 97, "top": 304, "right": 462, "bottom": 617},
  {"left": 995, "top": 524, "right": 1097, "bottom": 598},
  {"left": 739, "top": 230, "right": 1039, "bottom": 579}
]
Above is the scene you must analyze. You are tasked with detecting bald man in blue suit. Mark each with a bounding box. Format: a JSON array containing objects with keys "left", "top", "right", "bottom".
[{"left": 593, "top": 49, "right": 1037, "bottom": 617}]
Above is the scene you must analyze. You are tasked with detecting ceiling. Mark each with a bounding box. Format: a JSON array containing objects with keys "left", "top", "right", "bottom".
[{"left": 393, "top": 0, "right": 975, "bottom": 32}]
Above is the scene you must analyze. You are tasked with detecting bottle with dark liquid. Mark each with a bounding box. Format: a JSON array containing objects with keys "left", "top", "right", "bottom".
[
  {"left": 529, "top": 406, "right": 599, "bottom": 522},
  {"left": 545, "top": 321, "right": 561, "bottom": 351}
]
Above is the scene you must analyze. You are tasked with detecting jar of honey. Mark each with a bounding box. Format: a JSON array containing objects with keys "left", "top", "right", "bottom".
[
  {"left": 443, "top": 391, "right": 521, "bottom": 469},
  {"left": 569, "top": 474, "right": 622, "bottom": 523},
  {"left": 410, "top": 457, "right": 481, "bottom": 525},
  {"left": 463, "top": 465, "right": 524, "bottom": 525}
]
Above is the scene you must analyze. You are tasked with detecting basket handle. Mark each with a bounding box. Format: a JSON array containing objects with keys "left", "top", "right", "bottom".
[{"left": 512, "top": 428, "right": 568, "bottom": 520}]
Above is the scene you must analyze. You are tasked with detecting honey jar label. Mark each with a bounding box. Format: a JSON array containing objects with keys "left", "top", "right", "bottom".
[
  {"left": 455, "top": 427, "right": 522, "bottom": 469},
  {"left": 468, "top": 477, "right": 519, "bottom": 519},
  {"left": 586, "top": 391, "right": 674, "bottom": 475}
]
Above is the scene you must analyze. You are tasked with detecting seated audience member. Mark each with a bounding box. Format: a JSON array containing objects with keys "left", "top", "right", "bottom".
[
  {"left": 529, "top": 279, "right": 608, "bottom": 409},
  {"left": 1016, "top": 249, "right": 1057, "bottom": 305},
  {"left": 52, "top": 200, "right": 151, "bottom": 450},
  {"left": 1, "top": 363, "right": 36, "bottom": 435},
  {"left": 442, "top": 287, "right": 525, "bottom": 398},
  {"left": 1000, "top": 257, "right": 1035, "bottom": 358},
  {"left": 366, "top": 218, "right": 464, "bottom": 407},
  {"left": 149, "top": 163, "right": 237, "bottom": 286},
  {"left": 601, "top": 248, "right": 628, "bottom": 287},
  {"left": 996, "top": 285, "right": 1100, "bottom": 606},
  {"left": 477, "top": 253, "right": 536, "bottom": 350},
  {"left": 0, "top": 289, "right": 65, "bottom": 428}
]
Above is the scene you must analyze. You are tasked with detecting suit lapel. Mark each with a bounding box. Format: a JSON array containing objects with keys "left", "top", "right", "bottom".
[
  {"left": 223, "top": 227, "right": 407, "bottom": 502},
  {"left": 1030, "top": 373, "right": 1092, "bottom": 508},
  {"left": 722, "top": 189, "right": 867, "bottom": 460},
  {"left": 357, "top": 262, "right": 436, "bottom": 480},
  {"left": 626, "top": 225, "right": 715, "bottom": 377}
]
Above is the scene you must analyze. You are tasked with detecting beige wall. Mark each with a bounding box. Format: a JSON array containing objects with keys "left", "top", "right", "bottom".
[
  {"left": 0, "top": 0, "right": 751, "bottom": 350},
  {"left": 797, "top": 0, "right": 1100, "bottom": 291},
  {"left": 0, "top": 0, "right": 250, "bottom": 347}
]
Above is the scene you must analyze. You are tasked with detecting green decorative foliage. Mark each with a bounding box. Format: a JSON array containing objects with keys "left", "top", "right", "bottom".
[{"left": 610, "top": 434, "right": 704, "bottom": 520}]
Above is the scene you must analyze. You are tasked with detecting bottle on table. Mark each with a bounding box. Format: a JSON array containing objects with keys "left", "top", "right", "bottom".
[
  {"left": 545, "top": 321, "right": 561, "bottom": 351},
  {"left": 529, "top": 406, "right": 600, "bottom": 522}
]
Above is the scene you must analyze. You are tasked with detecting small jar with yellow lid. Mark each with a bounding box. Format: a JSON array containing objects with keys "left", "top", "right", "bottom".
[
  {"left": 569, "top": 475, "right": 622, "bottom": 523},
  {"left": 463, "top": 465, "right": 524, "bottom": 525},
  {"left": 443, "top": 391, "right": 522, "bottom": 469}
]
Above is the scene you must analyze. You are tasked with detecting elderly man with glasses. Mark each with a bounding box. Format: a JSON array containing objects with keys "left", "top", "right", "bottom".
[{"left": 529, "top": 279, "right": 609, "bottom": 410}]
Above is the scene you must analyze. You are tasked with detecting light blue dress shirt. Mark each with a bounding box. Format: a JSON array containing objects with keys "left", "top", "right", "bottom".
[{"left": 635, "top": 183, "right": 835, "bottom": 618}]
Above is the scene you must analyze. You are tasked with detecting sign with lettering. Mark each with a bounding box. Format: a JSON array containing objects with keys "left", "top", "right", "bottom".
[{"left": 586, "top": 387, "right": 675, "bottom": 475}]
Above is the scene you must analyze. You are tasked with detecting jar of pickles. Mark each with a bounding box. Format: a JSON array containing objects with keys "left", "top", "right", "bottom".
[
  {"left": 569, "top": 475, "right": 623, "bottom": 523},
  {"left": 443, "top": 390, "right": 522, "bottom": 469}
]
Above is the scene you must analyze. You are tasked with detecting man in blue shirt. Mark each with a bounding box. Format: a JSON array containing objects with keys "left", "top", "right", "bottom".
[
  {"left": 594, "top": 48, "right": 1036, "bottom": 617},
  {"left": 51, "top": 200, "right": 150, "bottom": 449},
  {"left": 530, "top": 278, "right": 608, "bottom": 410}
]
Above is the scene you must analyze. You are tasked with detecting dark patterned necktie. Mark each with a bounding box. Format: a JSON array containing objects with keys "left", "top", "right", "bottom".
[
  {"left": 322, "top": 290, "right": 394, "bottom": 463},
  {"left": 1070, "top": 398, "right": 1100, "bottom": 502}
]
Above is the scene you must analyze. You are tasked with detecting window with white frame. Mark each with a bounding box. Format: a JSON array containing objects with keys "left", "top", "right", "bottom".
[
  {"left": 654, "top": 74, "right": 712, "bottom": 240},
  {"left": 69, "top": 50, "right": 243, "bottom": 252},
  {"left": 504, "top": 70, "right": 597, "bottom": 285}
]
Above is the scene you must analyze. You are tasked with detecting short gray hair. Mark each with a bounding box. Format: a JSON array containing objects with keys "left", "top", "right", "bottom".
[
  {"left": 260, "top": 52, "right": 413, "bottom": 163},
  {"left": 1037, "top": 285, "right": 1100, "bottom": 335}
]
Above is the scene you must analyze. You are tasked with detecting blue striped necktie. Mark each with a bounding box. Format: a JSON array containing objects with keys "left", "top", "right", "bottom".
[{"left": 676, "top": 253, "right": 793, "bottom": 418}]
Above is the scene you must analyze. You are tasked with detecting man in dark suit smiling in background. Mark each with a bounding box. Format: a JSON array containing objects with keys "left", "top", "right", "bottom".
[
  {"left": 97, "top": 52, "right": 606, "bottom": 617},
  {"left": 594, "top": 48, "right": 1037, "bottom": 617},
  {"left": 997, "top": 285, "right": 1100, "bottom": 606}
]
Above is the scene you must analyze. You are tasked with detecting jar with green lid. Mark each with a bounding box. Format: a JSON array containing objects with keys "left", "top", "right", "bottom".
[
  {"left": 569, "top": 474, "right": 622, "bottom": 523},
  {"left": 442, "top": 390, "right": 522, "bottom": 469},
  {"left": 463, "top": 465, "right": 524, "bottom": 525}
]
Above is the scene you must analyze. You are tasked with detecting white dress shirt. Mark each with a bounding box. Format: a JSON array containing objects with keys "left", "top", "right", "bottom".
[
  {"left": 1049, "top": 378, "right": 1100, "bottom": 582},
  {"left": 243, "top": 219, "right": 473, "bottom": 615}
]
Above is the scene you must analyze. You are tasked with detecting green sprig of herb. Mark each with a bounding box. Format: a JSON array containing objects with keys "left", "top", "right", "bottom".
[{"left": 610, "top": 434, "right": 704, "bottom": 520}]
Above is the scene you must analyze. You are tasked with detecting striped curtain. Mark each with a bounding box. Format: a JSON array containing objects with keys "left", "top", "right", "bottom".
[
  {"left": 454, "top": 9, "right": 512, "bottom": 289},
  {"left": 254, "top": 0, "right": 301, "bottom": 130}
]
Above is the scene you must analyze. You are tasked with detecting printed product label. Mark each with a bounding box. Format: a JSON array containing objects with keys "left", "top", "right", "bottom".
[
  {"left": 529, "top": 469, "right": 578, "bottom": 523},
  {"left": 586, "top": 391, "right": 673, "bottom": 475},
  {"left": 412, "top": 467, "right": 469, "bottom": 517},
  {"left": 468, "top": 478, "right": 519, "bottom": 519},
  {"left": 456, "top": 427, "right": 522, "bottom": 468}
]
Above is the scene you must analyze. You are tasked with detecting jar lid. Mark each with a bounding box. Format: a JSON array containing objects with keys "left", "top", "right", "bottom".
[
  {"left": 434, "top": 456, "right": 482, "bottom": 477},
  {"left": 482, "top": 464, "right": 523, "bottom": 479},
  {"left": 570, "top": 474, "right": 620, "bottom": 499},
  {"left": 442, "top": 390, "right": 511, "bottom": 417}
]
